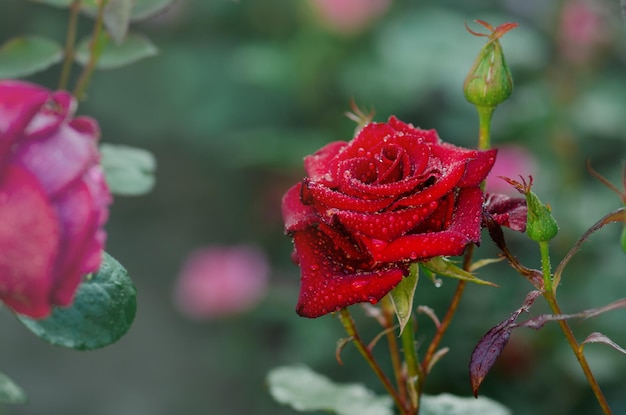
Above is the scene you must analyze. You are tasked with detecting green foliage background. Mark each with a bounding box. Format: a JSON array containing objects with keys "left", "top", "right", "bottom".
[{"left": 1, "top": 0, "right": 626, "bottom": 414}]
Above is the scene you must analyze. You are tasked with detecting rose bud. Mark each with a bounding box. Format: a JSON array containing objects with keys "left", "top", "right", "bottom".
[
  {"left": 0, "top": 80, "right": 111, "bottom": 318},
  {"left": 464, "top": 20, "right": 517, "bottom": 108},
  {"left": 282, "top": 116, "right": 497, "bottom": 318}
]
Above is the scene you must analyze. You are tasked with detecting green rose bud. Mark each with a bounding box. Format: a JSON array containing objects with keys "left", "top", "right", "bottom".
[
  {"left": 525, "top": 190, "right": 559, "bottom": 243},
  {"left": 464, "top": 20, "right": 517, "bottom": 108}
]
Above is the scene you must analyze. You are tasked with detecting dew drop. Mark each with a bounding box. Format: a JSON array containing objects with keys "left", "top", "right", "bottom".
[
  {"left": 434, "top": 279, "right": 443, "bottom": 288},
  {"left": 352, "top": 280, "right": 367, "bottom": 290},
  {"left": 367, "top": 296, "right": 379, "bottom": 305}
]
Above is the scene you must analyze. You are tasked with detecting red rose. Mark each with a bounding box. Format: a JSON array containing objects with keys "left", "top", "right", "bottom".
[{"left": 282, "top": 116, "right": 496, "bottom": 318}]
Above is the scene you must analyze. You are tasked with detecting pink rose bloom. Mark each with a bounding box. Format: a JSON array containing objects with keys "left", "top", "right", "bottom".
[
  {"left": 0, "top": 80, "right": 111, "bottom": 318},
  {"left": 309, "top": 0, "right": 391, "bottom": 35},
  {"left": 173, "top": 245, "right": 269, "bottom": 320},
  {"left": 558, "top": 0, "right": 611, "bottom": 65},
  {"left": 485, "top": 145, "right": 536, "bottom": 196}
]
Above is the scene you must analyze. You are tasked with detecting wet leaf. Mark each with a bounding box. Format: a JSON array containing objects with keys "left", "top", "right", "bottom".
[
  {"left": 422, "top": 256, "right": 496, "bottom": 286},
  {"left": 389, "top": 263, "right": 419, "bottom": 335},
  {"left": 469, "top": 291, "right": 540, "bottom": 396},
  {"left": 18, "top": 253, "right": 137, "bottom": 350}
]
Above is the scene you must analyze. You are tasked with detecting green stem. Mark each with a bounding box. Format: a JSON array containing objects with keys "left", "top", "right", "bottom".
[
  {"left": 58, "top": 0, "right": 81, "bottom": 90},
  {"left": 400, "top": 315, "right": 422, "bottom": 412},
  {"left": 538, "top": 241, "right": 613, "bottom": 415},
  {"left": 73, "top": 0, "right": 107, "bottom": 99},
  {"left": 337, "top": 309, "right": 409, "bottom": 415},
  {"left": 476, "top": 105, "right": 495, "bottom": 150},
  {"left": 381, "top": 296, "right": 407, "bottom": 403}
]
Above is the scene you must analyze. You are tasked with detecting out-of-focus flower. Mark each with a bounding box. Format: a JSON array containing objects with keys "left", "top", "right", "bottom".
[
  {"left": 282, "top": 116, "right": 497, "bottom": 318},
  {"left": 173, "top": 245, "right": 269, "bottom": 320},
  {"left": 485, "top": 145, "right": 536, "bottom": 196},
  {"left": 308, "top": 0, "right": 391, "bottom": 35},
  {"left": 558, "top": 0, "right": 612, "bottom": 65},
  {"left": 0, "top": 80, "right": 111, "bottom": 318}
]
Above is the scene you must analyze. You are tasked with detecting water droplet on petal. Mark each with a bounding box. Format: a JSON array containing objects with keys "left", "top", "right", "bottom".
[
  {"left": 352, "top": 280, "right": 368, "bottom": 290},
  {"left": 367, "top": 296, "right": 378, "bottom": 305}
]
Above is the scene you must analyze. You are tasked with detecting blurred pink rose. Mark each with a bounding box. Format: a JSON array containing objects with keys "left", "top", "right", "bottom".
[
  {"left": 558, "top": 0, "right": 611, "bottom": 65},
  {"left": 309, "top": 0, "right": 391, "bottom": 35},
  {"left": 0, "top": 80, "right": 111, "bottom": 318},
  {"left": 174, "top": 245, "right": 269, "bottom": 320},
  {"left": 485, "top": 146, "right": 536, "bottom": 196}
]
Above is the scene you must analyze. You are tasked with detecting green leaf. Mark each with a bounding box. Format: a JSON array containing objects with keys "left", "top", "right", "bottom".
[
  {"left": 0, "top": 372, "right": 27, "bottom": 404},
  {"left": 419, "top": 393, "right": 511, "bottom": 415},
  {"left": 130, "top": 0, "right": 177, "bottom": 21},
  {"left": 422, "top": 257, "right": 497, "bottom": 287},
  {"left": 25, "top": 0, "right": 73, "bottom": 7},
  {"left": 267, "top": 365, "right": 393, "bottom": 415},
  {"left": 0, "top": 36, "right": 63, "bottom": 78},
  {"left": 17, "top": 252, "right": 137, "bottom": 351},
  {"left": 75, "top": 33, "right": 157, "bottom": 70},
  {"left": 103, "top": 0, "right": 134, "bottom": 44},
  {"left": 100, "top": 143, "right": 156, "bottom": 196},
  {"left": 389, "top": 262, "right": 419, "bottom": 335}
]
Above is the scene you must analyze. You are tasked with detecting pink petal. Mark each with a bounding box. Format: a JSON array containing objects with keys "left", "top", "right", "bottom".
[
  {"left": 0, "top": 165, "right": 59, "bottom": 318},
  {"left": 293, "top": 227, "right": 404, "bottom": 318},
  {"left": 15, "top": 122, "right": 101, "bottom": 197}
]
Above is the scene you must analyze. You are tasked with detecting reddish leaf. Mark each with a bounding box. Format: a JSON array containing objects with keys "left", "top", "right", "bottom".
[{"left": 470, "top": 291, "right": 540, "bottom": 396}]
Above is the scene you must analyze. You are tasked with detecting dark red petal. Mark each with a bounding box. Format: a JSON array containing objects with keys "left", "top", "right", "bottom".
[
  {"left": 282, "top": 183, "right": 319, "bottom": 233},
  {"left": 292, "top": 227, "right": 404, "bottom": 318},
  {"left": 386, "top": 116, "right": 440, "bottom": 145},
  {"left": 361, "top": 188, "right": 484, "bottom": 262},
  {"left": 484, "top": 193, "right": 527, "bottom": 232},
  {"left": 459, "top": 148, "right": 497, "bottom": 187},
  {"left": 338, "top": 158, "right": 424, "bottom": 198},
  {"left": 304, "top": 141, "right": 347, "bottom": 184},
  {"left": 303, "top": 180, "right": 396, "bottom": 213},
  {"left": 331, "top": 201, "right": 440, "bottom": 241},
  {"left": 0, "top": 165, "right": 59, "bottom": 318},
  {"left": 392, "top": 161, "right": 466, "bottom": 208}
]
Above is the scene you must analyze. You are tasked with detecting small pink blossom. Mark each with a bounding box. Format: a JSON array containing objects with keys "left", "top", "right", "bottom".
[
  {"left": 485, "top": 146, "right": 536, "bottom": 196},
  {"left": 173, "top": 245, "right": 269, "bottom": 320},
  {"left": 558, "top": 0, "right": 611, "bottom": 65},
  {"left": 308, "top": 0, "right": 391, "bottom": 35}
]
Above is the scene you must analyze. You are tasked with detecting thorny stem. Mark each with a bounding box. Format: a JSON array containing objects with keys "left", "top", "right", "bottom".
[
  {"left": 58, "top": 0, "right": 81, "bottom": 90},
  {"left": 337, "top": 309, "right": 410, "bottom": 415},
  {"left": 381, "top": 296, "right": 407, "bottom": 403},
  {"left": 539, "top": 241, "right": 613, "bottom": 415},
  {"left": 73, "top": 0, "right": 107, "bottom": 99}
]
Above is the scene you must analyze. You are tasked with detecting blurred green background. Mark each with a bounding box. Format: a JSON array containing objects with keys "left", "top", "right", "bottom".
[{"left": 1, "top": 0, "right": 626, "bottom": 414}]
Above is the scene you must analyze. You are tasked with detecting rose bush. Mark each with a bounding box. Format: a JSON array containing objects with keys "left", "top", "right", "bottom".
[
  {"left": 0, "top": 80, "right": 111, "bottom": 318},
  {"left": 282, "top": 116, "right": 497, "bottom": 318}
]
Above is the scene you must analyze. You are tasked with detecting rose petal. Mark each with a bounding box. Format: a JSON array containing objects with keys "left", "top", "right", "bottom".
[
  {"left": 392, "top": 161, "right": 466, "bottom": 208},
  {"left": 331, "top": 201, "right": 440, "bottom": 241},
  {"left": 282, "top": 183, "right": 319, "bottom": 233},
  {"left": 303, "top": 179, "right": 396, "bottom": 213},
  {"left": 0, "top": 165, "right": 59, "bottom": 318},
  {"left": 361, "top": 188, "right": 484, "bottom": 262},
  {"left": 0, "top": 81, "right": 49, "bottom": 165},
  {"left": 293, "top": 227, "right": 404, "bottom": 318},
  {"left": 459, "top": 148, "right": 497, "bottom": 187},
  {"left": 304, "top": 141, "right": 347, "bottom": 184},
  {"left": 484, "top": 193, "right": 527, "bottom": 232},
  {"left": 14, "top": 122, "right": 99, "bottom": 197},
  {"left": 386, "top": 116, "right": 440, "bottom": 145}
]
